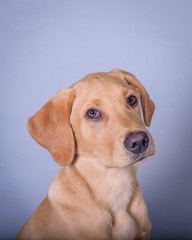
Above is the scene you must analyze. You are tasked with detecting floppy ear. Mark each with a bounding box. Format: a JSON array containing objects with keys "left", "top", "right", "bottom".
[
  {"left": 111, "top": 69, "right": 155, "bottom": 127},
  {"left": 28, "top": 89, "right": 75, "bottom": 166}
]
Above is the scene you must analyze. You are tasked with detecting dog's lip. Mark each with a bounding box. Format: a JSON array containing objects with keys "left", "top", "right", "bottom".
[
  {"left": 132, "top": 154, "right": 148, "bottom": 164},
  {"left": 137, "top": 156, "right": 145, "bottom": 161}
]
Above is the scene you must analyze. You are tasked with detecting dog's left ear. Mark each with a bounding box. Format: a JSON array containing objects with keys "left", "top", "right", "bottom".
[
  {"left": 111, "top": 69, "right": 155, "bottom": 127},
  {"left": 28, "top": 89, "right": 75, "bottom": 166}
]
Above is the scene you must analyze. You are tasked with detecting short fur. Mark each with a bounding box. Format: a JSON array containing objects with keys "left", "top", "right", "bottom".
[{"left": 17, "top": 69, "right": 155, "bottom": 240}]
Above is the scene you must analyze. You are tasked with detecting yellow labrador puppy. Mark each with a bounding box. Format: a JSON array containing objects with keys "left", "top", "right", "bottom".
[{"left": 17, "top": 69, "right": 155, "bottom": 240}]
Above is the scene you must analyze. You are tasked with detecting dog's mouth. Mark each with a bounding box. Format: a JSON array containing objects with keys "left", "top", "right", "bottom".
[{"left": 131, "top": 154, "right": 149, "bottom": 165}]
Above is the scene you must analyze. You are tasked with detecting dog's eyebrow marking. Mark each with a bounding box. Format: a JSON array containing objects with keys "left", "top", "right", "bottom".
[
  {"left": 83, "top": 99, "right": 102, "bottom": 109},
  {"left": 91, "top": 99, "right": 101, "bottom": 106},
  {"left": 119, "top": 86, "right": 140, "bottom": 95}
]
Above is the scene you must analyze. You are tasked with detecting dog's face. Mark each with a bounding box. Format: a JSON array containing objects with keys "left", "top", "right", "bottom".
[
  {"left": 71, "top": 71, "right": 155, "bottom": 167},
  {"left": 28, "top": 69, "right": 155, "bottom": 167}
]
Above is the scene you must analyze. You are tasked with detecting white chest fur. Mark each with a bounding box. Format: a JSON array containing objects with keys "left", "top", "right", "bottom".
[
  {"left": 99, "top": 167, "right": 138, "bottom": 240},
  {"left": 74, "top": 160, "right": 139, "bottom": 239},
  {"left": 50, "top": 160, "right": 145, "bottom": 240}
]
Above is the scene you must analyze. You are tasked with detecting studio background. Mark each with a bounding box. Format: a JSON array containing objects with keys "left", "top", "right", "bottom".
[{"left": 0, "top": 1, "right": 191, "bottom": 239}]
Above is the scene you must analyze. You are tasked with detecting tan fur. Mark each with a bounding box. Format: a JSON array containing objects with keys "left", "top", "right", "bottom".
[{"left": 16, "top": 69, "right": 155, "bottom": 240}]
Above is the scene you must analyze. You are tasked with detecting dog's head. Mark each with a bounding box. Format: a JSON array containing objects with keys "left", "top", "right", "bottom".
[{"left": 28, "top": 69, "right": 155, "bottom": 167}]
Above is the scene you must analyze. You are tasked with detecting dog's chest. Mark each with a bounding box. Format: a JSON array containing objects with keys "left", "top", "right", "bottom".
[
  {"left": 101, "top": 168, "right": 135, "bottom": 211},
  {"left": 97, "top": 169, "right": 138, "bottom": 239},
  {"left": 49, "top": 167, "right": 139, "bottom": 240}
]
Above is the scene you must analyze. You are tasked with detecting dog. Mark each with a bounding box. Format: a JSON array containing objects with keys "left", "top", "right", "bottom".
[{"left": 16, "top": 69, "right": 155, "bottom": 240}]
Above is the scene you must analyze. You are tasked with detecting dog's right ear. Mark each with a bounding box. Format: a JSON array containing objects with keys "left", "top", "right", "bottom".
[{"left": 28, "top": 89, "right": 75, "bottom": 166}]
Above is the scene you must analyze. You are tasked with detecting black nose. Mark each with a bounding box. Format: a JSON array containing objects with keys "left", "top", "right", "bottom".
[{"left": 124, "top": 131, "right": 149, "bottom": 154}]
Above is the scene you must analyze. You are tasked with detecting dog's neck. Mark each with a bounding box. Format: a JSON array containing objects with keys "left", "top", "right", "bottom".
[{"left": 73, "top": 156, "right": 138, "bottom": 212}]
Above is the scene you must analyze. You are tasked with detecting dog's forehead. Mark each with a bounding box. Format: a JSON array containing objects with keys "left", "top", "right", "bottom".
[{"left": 73, "top": 72, "right": 137, "bottom": 94}]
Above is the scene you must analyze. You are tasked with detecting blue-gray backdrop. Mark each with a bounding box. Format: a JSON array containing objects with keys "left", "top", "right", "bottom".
[{"left": 0, "top": 0, "right": 191, "bottom": 239}]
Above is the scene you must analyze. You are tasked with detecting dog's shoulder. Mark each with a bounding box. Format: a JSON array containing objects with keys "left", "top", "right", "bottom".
[{"left": 48, "top": 166, "right": 103, "bottom": 211}]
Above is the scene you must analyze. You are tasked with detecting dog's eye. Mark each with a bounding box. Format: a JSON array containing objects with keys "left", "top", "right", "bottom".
[
  {"left": 86, "top": 109, "right": 102, "bottom": 119},
  {"left": 127, "top": 95, "right": 137, "bottom": 107}
]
